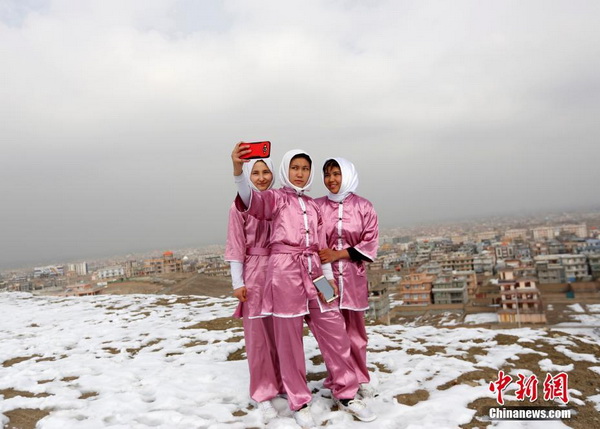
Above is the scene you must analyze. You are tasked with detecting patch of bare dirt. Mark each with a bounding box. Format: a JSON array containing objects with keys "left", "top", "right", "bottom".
[
  {"left": 183, "top": 339, "right": 209, "bottom": 348},
  {"left": 0, "top": 389, "right": 51, "bottom": 399},
  {"left": 35, "top": 357, "right": 57, "bottom": 363},
  {"left": 61, "top": 376, "right": 78, "bottom": 382},
  {"left": 79, "top": 392, "right": 99, "bottom": 400},
  {"left": 227, "top": 347, "right": 246, "bottom": 361},
  {"left": 368, "top": 345, "right": 403, "bottom": 352},
  {"left": 396, "top": 389, "right": 429, "bottom": 406},
  {"left": 104, "top": 305, "right": 131, "bottom": 311},
  {"left": 372, "top": 362, "right": 392, "bottom": 374},
  {"left": 493, "top": 334, "right": 520, "bottom": 345},
  {"left": 306, "top": 371, "right": 328, "bottom": 382},
  {"left": 405, "top": 345, "right": 445, "bottom": 356},
  {"left": 4, "top": 408, "right": 51, "bottom": 429},
  {"left": 438, "top": 368, "right": 499, "bottom": 391},
  {"left": 103, "top": 282, "right": 163, "bottom": 295},
  {"left": 457, "top": 346, "right": 489, "bottom": 363},
  {"left": 545, "top": 302, "right": 579, "bottom": 325},
  {"left": 2, "top": 355, "right": 42, "bottom": 368},
  {"left": 101, "top": 274, "right": 233, "bottom": 297},
  {"left": 130, "top": 311, "right": 151, "bottom": 318},
  {"left": 183, "top": 317, "right": 242, "bottom": 330},
  {"left": 126, "top": 338, "right": 164, "bottom": 356},
  {"left": 310, "top": 355, "right": 324, "bottom": 366}
]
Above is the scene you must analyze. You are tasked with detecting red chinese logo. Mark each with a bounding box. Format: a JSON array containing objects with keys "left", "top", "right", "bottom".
[
  {"left": 515, "top": 374, "right": 539, "bottom": 401},
  {"left": 489, "top": 371, "right": 569, "bottom": 405},
  {"left": 543, "top": 372, "right": 569, "bottom": 404},
  {"left": 488, "top": 370, "right": 513, "bottom": 405}
]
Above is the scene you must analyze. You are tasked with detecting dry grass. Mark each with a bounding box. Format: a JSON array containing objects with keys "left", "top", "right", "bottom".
[
  {"left": 3, "top": 409, "right": 52, "bottom": 429},
  {"left": 396, "top": 389, "right": 430, "bottom": 406},
  {"left": 183, "top": 317, "right": 243, "bottom": 330},
  {"left": 2, "top": 355, "right": 42, "bottom": 368}
]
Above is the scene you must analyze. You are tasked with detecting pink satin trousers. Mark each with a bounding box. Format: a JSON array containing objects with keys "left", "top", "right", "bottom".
[
  {"left": 241, "top": 303, "right": 283, "bottom": 402},
  {"left": 272, "top": 299, "right": 359, "bottom": 411},
  {"left": 341, "top": 309, "right": 370, "bottom": 384}
]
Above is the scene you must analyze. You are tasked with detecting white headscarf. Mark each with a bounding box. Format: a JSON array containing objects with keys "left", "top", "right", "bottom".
[
  {"left": 242, "top": 158, "right": 276, "bottom": 192},
  {"left": 279, "top": 149, "right": 314, "bottom": 195},
  {"left": 323, "top": 157, "right": 359, "bottom": 202}
]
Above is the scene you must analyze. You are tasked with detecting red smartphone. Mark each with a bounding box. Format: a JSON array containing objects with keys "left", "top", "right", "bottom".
[{"left": 240, "top": 141, "right": 271, "bottom": 159}]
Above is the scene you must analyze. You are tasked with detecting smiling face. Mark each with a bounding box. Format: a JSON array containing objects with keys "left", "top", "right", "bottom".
[
  {"left": 288, "top": 157, "right": 311, "bottom": 188},
  {"left": 323, "top": 165, "right": 342, "bottom": 194},
  {"left": 249, "top": 160, "right": 273, "bottom": 191}
]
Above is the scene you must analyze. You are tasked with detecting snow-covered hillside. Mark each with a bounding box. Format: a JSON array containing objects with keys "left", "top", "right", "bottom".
[{"left": 1, "top": 292, "right": 599, "bottom": 428}]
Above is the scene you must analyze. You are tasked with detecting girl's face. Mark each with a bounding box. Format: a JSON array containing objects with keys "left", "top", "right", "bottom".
[
  {"left": 288, "top": 158, "right": 311, "bottom": 188},
  {"left": 250, "top": 161, "right": 273, "bottom": 191},
  {"left": 323, "top": 166, "right": 342, "bottom": 194}
]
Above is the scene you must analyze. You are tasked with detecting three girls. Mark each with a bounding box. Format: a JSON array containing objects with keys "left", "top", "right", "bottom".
[{"left": 228, "top": 144, "right": 376, "bottom": 427}]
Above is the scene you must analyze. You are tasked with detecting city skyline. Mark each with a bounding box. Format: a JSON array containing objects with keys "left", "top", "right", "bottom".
[
  {"left": 2, "top": 1, "right": 600, "bottom": 270},
  {"left": 3, "top": 206, "right": 598, "bottom": 273}
]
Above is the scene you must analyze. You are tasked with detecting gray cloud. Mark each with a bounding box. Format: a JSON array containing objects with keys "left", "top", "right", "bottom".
[{"left": 1, "top": 0, "right": 599, "bottom": 269}]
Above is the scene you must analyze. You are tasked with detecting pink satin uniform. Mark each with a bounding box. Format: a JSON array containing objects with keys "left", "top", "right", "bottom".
[
  {"left": 316, "top": 193, "right": 379, "bottom": 384},
  {"left": 237, "top": 187, "right": 359, "bottom": 410},
  {"left": 224, "top": 203, "right": 282, "bottom": 402},
  {"left": 237, "top": 187, "right": 331, "bottom": 316}
]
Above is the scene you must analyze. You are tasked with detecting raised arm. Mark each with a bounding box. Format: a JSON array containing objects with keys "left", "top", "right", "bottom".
[{"left": 232, "top": 142, "right": 252, "bottom": 206}]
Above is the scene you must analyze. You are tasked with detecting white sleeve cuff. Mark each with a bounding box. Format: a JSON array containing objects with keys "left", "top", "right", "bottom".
[
  {"left": 235, "top": 174, "right": 251, "bottom": 207},
  {"left": 321, "top": 263, "right": 334, "bottom": 280},
  {"left": 229, "top": 261, "right": 245, "bottom": 289}
]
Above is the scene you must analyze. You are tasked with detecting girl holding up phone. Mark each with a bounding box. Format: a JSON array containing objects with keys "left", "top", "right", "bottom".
[
  {"left": 225, "top": 157, "right": 282, "bottom": 422},
  {"left": 316, "top": 158, "right": 379, "bottom": 398},
  {"left": 231, "top": 143, "right": 376, "bottom": 427}
]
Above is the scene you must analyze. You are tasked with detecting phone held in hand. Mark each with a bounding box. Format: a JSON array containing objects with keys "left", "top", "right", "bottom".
[
  {"left": 240, "top": 141, "right": 271, "bottom": 159},
  {"left": 313, "top": 275, "right": 338, "bottom": 303}
]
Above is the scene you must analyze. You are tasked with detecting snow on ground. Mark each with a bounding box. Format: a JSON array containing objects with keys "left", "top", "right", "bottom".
[
  {"left": 538, "top": 359, "right": 574, "bottom": 373},
  {"left": 1, "top": 293, "right": 597, "bottom": 429},
  {"left": 590, "top": 394, "right": 600, "bottom": 412},
  {"left": 567, "top": 304, "right": 585, "bottom": 313},
  {"left": 464, "top": 313, "right": 499, "bottom": 324},
  {"left": 566, "top": 313, "right": 600, "bottom": 325},
  {"left": 586, "top": 304, "right": 600, "bottom": 312},
  {"left": 437, "top": 314, "right": 459, "bottom": 326}
]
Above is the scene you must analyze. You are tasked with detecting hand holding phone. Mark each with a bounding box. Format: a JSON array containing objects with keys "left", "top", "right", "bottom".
[
  {"left": 232, "top": 142, "right": 251, "bottom": 176},
  {"left": 239, "top": 141, "right": 271, "bottom": 159},
  {"left": 313, "top": 275, "right": 338, "bottom": 303}
]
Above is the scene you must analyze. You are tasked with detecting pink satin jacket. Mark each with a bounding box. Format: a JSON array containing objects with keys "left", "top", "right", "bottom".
[
  {"left": 316, "top": 193, "right": 379, "bottom": 311},
  {"left": 236, "top": 187, "right": 337, "bottom": 317},
  {"left": 225, "top": 203, "right": 271, "bottom": 318}
]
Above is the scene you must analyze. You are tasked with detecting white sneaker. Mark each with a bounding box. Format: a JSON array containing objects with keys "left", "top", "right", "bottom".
[
  {"left": 258, "top": 400, "right": 278, "bottom": 422},
  {"left": 358, "top": 383, "right": 378, "bottom": 398},
  {"left": 337, "top": 398, "right": 377, "bottom": 422},
  {"left": 293, "top": 405, "right": 316, "bottom": 428}
]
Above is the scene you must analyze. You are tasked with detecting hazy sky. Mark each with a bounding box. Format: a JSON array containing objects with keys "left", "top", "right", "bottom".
[{"left": 1, "top": 0, "right": 599, "bottom": 270}]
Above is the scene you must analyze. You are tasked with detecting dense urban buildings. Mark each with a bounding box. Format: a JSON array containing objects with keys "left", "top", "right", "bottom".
[
  {"left": 2, "top": 210, "right": 599, "bottom": 326},
  {"left": 366, "top": 213, "right": 600, "bottom": 325}
]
